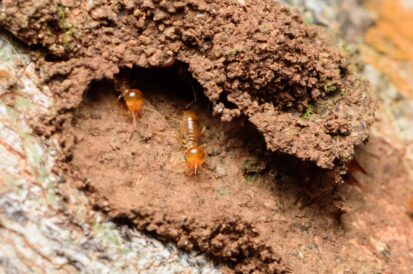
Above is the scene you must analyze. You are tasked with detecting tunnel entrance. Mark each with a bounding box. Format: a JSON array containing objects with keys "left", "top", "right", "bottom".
[{"left": 66, "top": 64, "right": 345, "bottom": 272}]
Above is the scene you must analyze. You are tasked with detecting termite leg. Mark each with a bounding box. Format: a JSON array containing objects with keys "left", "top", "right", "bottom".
[
  {"left": 128, "top": 110, "right": 137, "bottom": 142},
  {"left": 129, "top": 131, "right": 135, "bottom": 142},
  {"left": 200, "top": 125, "right": 207, "bottom": 136},
  {"left": 178, "top": 130, "right": 187, "bottom": 148},
  {"left": 187, "top": 165, "right": 210, "bottom": 176},
  {"left": 131, "top": 110, "right": 137, "bottom": 128},
  {"left": 185, "top": 85, "right": 197, "bottom": 109}
]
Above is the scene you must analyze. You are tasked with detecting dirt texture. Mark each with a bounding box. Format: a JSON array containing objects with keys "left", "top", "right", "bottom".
[
  {"left": 0, "top": 32, "right": 220, "bottom": 274},
  {"left": 68, "top": 72, "right": 291, "bottom": 273},
  {"left": 65, "top": 69, "right": 412, "bottom": 273},
  {"left": 0, "top": 0, "right": 389, "bottom": 273},
  {"left": 0, "top": 0, "right": 374, "bottom": 168}
]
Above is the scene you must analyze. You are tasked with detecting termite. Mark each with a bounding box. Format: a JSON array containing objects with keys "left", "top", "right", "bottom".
[
  {"left": 114, "top": 76, "right": 144, "bottom": 127},
  {"left": 180, "top": 110, "right": 207, "bottom": 175}
]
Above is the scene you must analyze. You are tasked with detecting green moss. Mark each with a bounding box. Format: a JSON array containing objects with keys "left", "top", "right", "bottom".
[
  {"left": 242, "top": 157, "right": 266, "bottom": 183},
  {"left": 302, "top": 104, "right": 315, "bottom": 119},
  {"left": 62, "top": 28, "right": 75, "bottom": 49},
  {"left": 342, "top": 44, "right": 352, "bottom": 55},
  {"left": 303, "top": 13, "right": 314, "bottom": 25},
  {"left": 224, "top": 48, "right": 239, "bottom": 60},
  {"left": 245, "top": 174, "right": 257, "bottom": 184},
  {"left": 324, "top": 82, "right": 337, "bottom": 94},
  {"left": 57, "top": 5, "right": 76, "bottom": 50},
  {"left": 242, "top": 157, "right": 266, "bottom": 174},
  {"left": 57, "top": 6, "right": 67, "bottom": 29},
  {"left": 348, "top": 63, "right": 358, "bottom": 74},
  {"left": 242, "top": 159, "right": 252, "bottom": 171}
]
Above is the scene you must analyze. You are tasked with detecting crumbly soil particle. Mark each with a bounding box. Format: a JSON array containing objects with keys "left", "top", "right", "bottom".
[
  {"left": 69, "top": 72, "right": 291, "bottom": 272},
  {"left": 0, "top": 0, "right": 374, "bottom": 168},
  {"left": 67, "top": 73, "right": 411, "bottom": 273},
  {"left": 0, "top": 0, "right": 395, "bottom": 273}
]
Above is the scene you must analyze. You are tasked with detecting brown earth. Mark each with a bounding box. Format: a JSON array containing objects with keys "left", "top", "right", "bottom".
[
  {"left": 0, "top": 0, "right": 374, "bottom": 168},
  {"left": 63, "top": 67, "right": 412, "bottom": 273},
  {"left": 2, "top": 0, "right": 411, "bottom": 273}
]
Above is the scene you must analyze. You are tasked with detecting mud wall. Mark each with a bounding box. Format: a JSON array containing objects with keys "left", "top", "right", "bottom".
[{"left": 0, "top": 0, "right": 375, "bottom": 168}]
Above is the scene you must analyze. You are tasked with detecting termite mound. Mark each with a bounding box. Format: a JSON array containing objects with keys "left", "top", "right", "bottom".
[
  {"left": 69, "top": 65, "right": 295, "bottom": 272},
  {"left": 0, "top": 0, "right": 375, "bottom": 170},
  {"left": 0, "top": 0, "right": 376, "bottom": 272},
  {"left": 68, "top": 64, "right": 344, "bottom": 273}
]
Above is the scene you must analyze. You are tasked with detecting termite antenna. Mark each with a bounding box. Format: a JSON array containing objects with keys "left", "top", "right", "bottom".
[{"left": 185, "top": 84, "right": 198, "bottom": 110}]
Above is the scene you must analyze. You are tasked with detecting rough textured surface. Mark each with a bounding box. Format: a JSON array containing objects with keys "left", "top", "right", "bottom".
[
  {"left": 0, "top": 0, "right": 412, "bottom": 273},
  {"left": 0, "top": 0, "right": 376, "bottom": 272},
  {"left": 0, "top": 0, "right": 375, "bottom": 168},
  {"left": 63, "top": 65, "right": 411, "bottom": 273},
  {"left": 67, "top": 76, "right": 291, "bottom": 272},
  {"left": 0, "top": 33, "right": 219, "bottom": 274}
]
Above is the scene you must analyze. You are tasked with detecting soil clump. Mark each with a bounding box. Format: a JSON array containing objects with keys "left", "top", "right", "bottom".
[
  {"left": 0, "top": 0, "right": 390, "bottom": 272},
  {"left": 0, "top": 0, "right": 375, "bottom": 168}
]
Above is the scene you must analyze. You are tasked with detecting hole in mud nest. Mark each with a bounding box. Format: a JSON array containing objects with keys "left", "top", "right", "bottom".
[
  {"left": 111, "top": 215, "right": 135, "bottom": 230},
  {"left": 73, "top": 63, "right": 273, "bottom": 186},
  {"left": 218, "top": 91, "right": 239, "bottom": 110},
  {"left": 70, "top": 63, "right": 342, "bottom": 211},
  {"left": 72, "top": 63, "right": 344, "bottom": 207},
  {"left": 66, "top": 64, "right": 346, "bottom": 271}
]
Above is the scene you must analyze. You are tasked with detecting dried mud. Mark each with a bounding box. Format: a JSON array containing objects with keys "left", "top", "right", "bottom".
[
  {"left": 1, "top": 0, "right": 374, "bottom": 168},
  {"left": 68, "top": 71, "right": 412, "bottom": 273},
  {"left": 0, "top": 0, "right": 392, "bottom": 273}
]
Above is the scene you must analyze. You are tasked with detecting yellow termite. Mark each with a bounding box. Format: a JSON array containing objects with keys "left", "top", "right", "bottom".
[
  {"left": 114, "top": 77, "right": 144, "bottom": 127},
  {"left": 180, "top": 110, "right": 207, "bottom": 175}
]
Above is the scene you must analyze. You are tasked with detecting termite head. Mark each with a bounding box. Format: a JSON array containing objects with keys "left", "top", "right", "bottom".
[
  {"left": 124, "top": 88, "right": 144, "bottom": 113},
  {"left": 183, "top": 110, "right": 198, "bottom": 120},
  {"left": 185, "top": 146, "right": 207, "bottom": 175}
]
